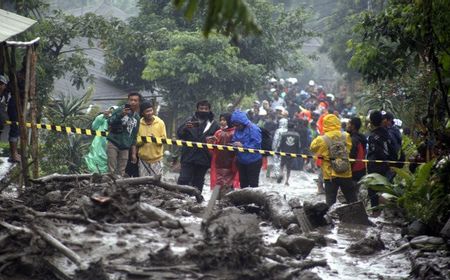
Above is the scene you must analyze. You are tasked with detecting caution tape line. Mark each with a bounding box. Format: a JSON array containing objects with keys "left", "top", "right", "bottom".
[{"left": 5, "top": 121, "right": 419, "bottom": 165}]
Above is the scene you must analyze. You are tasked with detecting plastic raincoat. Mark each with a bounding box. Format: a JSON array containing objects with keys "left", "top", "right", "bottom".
[
  {"left": 272, "top": 118, "right": 288, "bottom": 178},
  {"left": 310, "top": 114, "right": 352, "bottom": 180},
  {"left": 85, "top": 114, "right": 109, "bottom": 173},
  {"left": 210, "top": 126, "right": 239, "bottom": 189}
]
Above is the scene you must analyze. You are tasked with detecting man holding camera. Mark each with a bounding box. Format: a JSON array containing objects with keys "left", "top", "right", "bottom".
[
  {"left": 177, "top": 100, "right": 220, "bottom": 192},
  {"left": 107, "top": 92, "right": 142, "bottom": 176}
]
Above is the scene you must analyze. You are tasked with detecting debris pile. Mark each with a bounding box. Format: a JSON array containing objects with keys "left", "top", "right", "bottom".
[{"left": 0, "top": 173, "right": 327, "bottom": 279}]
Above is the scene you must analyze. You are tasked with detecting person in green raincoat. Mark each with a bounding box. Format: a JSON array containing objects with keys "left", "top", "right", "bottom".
[{"left": 85, "top": 106, "right": 117, "bottom": 173}]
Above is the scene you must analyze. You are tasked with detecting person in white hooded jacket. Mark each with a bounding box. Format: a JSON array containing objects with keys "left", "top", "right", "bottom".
[{"left": 272, "top": 118, "right": 288, "bottom": 183}]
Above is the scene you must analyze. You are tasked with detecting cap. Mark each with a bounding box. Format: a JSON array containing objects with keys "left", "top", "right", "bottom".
[
  {"left": 0, "top": 75, "right": 9, "bottom": 85},
  {"left": 381, "top": 111, "right": 394, "bottom": 120},
  {"left": 308, "top": 80, "right": 315, "bottom": 86}
]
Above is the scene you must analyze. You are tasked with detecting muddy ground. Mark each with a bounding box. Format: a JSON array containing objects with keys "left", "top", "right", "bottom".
[{"left": 0, "top": 166, "right": 448, "bottom": 280}]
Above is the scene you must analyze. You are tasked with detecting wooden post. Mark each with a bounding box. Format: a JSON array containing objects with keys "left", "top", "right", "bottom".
[
  {"left": 5, "top": 46, "right": 29, "bottom": 186},
  {"left": 29, "top": 46, "right": 39, "bottom": 178}
]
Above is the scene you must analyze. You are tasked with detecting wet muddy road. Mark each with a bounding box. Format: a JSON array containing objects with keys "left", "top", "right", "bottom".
[
  {"left": 0, "top": 164, "right": 433, "bottom": 279},
  {"left": 170, "top": 170, "right": 412, "bottom": 280}
]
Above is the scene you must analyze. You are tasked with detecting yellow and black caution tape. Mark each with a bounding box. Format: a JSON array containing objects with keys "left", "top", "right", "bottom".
[{"left": 5, "top": 120, "right": 418, "bottom": 165}]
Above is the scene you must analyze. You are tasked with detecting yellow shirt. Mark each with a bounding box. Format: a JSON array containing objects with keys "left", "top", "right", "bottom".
[
  {"left": 137, "top": 116, "right": 167, "bottom": 163},
  {"left": 310, "top": 114, "right": 352, "bottom": 180}
]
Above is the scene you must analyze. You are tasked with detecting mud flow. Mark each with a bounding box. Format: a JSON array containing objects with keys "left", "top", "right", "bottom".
[{"left": 0, "top": 170, "right": 447, "bottom": 279}]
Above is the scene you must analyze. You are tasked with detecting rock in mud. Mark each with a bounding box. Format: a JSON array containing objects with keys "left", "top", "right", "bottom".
[
  {"left": 275, "top": 234, "right": 315, "bottom": 258},
  {"left": 288, "top": 197, "right": 303, "bottom": 209},
  {"left": 333, "top": 201, "right": 372, "bottom": 226},
  {"left": 186, "top": 207, "right": 263, "bottom": 271},
  {"left": 286, "top": 223, "right": 302, "bottom": 235},
  {"left": 270, "top": 246, "right": 290, "bottom": 257},
  {"left": 305, "top": 232, "right": 327, "bottom": 247},
  {"left": 225, "top": 188, "right": 296, "bottom": 228},
  {"left": 346, "top": 234, "right": 385, "bottom": 255},
  {"left": 303, "top": 201, "right": 329, "bottom": 227},
  {"left": 407, "top": 220, "right": 431, "bottom": 237},
  {"left": 440, "top": 218, "right": 450, "bottom": 239},
  {"left": 45, "top": 190, "right": 62, "bottom": 203},
  {"left": 410, "top": 235, "right": 446, "bottom": 251},
  {"left": 74, "top": 259, "right": 109, "bottom": 280}
]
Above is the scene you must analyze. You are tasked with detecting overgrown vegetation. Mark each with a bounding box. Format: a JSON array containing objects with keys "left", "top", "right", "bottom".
[
  {"left": 39, "top": 89, "right": 94, "bottom": 175},
  {"left": 360, "top": 159, "right": 450, "bottom": 233}
]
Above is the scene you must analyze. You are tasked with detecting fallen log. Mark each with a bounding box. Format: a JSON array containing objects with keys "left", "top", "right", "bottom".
[
  {"left": 96, "top": 176, "right": 201, "bottom": 199},
  {"left": 0, "top": 221, "right": 32, "bottom": 234},
  {"left": 224, "top": 189, "right": 296, "bottom": 228},
  {"left": 30, "top": 173, "right": 94, "bottom": 184},
  {"left": 295, "top": 259, "right": 328, "bottom": 270},
  {"left": 131, "top": 202, "right": 182, "bottom": 229},
  {"left": 28, "top": 208, "right": 97, "bottom": 224},
  {"left": 32, "top": 226, "right": 87, "bottom": 270}
]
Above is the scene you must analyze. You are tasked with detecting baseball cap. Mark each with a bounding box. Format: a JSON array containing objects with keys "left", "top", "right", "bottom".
[{"left": 0, "top": 75, "right": 9, "bottom": 85}]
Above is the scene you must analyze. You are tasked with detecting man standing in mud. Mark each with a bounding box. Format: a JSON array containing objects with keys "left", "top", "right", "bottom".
[
  {"left": 177, "top": 100, "right": 220, "bottom": 193},
  {"left": 136, "top": 101, "right": 167, "bottom": 177},
  {"left": 367, "top": 110, "right": 396, "bottom": 213},
  {"left": 107, "top": 92, "right": 142, "bottom": 176}
]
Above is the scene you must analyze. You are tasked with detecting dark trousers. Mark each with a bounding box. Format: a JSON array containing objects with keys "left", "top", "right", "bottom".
[
  {"left": 324, "top": 177, "right": 358, "bottom": 206},
  {"left": 238, "top": 159, "right": 262, "bottom": 188},
  {"left": 178, "top": 163, "right": 209, "bottom": 192}
]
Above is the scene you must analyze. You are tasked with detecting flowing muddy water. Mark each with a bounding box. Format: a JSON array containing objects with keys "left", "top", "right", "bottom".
[{"left": 184, "top": 169, "right": 412, "bottom": 279}]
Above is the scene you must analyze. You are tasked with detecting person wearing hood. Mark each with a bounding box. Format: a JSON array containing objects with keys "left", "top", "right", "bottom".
[
  {"left": 272, "top": 118, "right": 288, "bottom": 183},
  {"left": 346, "top": 117, "right": 367, "bottom": 190},
  {"left": 382, "top": 111, "right": 403, "bottom": 163},
  {"left": 210, "top": 113, "right": 239, "bottom": 198},
  {"left": 231, "top": 110, "right": 262, "bottom": 188},
  {"left": 136, "top": 101, "right": 167, "bottom": 177},
  {"left": 85, "top": 106, "right": 116, "bottom": 173},
  {"left": 310, "top": 114, "right": 357, "bottom": 206},
  {"left": 177, "top": 100, "right": 220, "bottom": 192},
  {"left": 367, "top": 111, "right": 397, "bottom": 212}
]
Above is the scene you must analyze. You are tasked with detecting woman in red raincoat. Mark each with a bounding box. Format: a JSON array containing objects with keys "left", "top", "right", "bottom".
[{"left": 209, "top": 113, "right": 239, "bottom": 193}]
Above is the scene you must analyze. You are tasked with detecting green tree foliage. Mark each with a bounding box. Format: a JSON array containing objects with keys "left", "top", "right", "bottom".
[
  {"left": 236, "top": 0, "right": 312, "bottom": 74},
  {"left": 348, "top": 0, "right": 450, "bottom": 121},
  {"left": 104, "top": 0, "right": 311, "bottom": 90},
  {"left": 172, "top": 0, "right": 261, "bottom": 38},
  {"left": 141, "top": 31, "right": 264, "bottom": 113}
]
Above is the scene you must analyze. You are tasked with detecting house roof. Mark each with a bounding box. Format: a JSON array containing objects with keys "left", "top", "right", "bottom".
[{"left": 0, "top": 9, "right": 36, "bottom": 42}]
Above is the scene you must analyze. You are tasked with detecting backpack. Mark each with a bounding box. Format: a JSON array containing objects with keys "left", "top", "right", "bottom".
[
  {"left": 322, "top": 134, "right": 350, "bottom": 173},
  {"left": 260, "top": 127, "right": 272, "bottom": 151}
]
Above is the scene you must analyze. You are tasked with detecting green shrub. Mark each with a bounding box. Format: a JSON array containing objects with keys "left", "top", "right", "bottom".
[{"left": 360, "top": 158, "right": 450, "bottom": 233}]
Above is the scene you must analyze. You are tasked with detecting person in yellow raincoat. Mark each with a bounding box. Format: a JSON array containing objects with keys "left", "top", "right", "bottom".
[{"left": 310, "top": 114, "right": 357, "bottom": 206}]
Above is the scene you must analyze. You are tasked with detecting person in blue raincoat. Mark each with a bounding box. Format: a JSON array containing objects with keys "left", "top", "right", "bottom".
[
  {"left": 85, "top": 106, "right": 116, "bottom": 173},
  {"left": 231, "top": 110, "right": 263, "bottom": 188}
]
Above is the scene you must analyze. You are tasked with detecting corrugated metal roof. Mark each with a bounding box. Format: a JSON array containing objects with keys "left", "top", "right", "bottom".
[{"left": 0, "top": 9, "right": 36, "bottom": 42}]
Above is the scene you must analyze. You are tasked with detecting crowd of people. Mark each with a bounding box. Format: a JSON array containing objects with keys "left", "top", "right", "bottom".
[
  {"left": 0, "top": 70, "right": 415, "bottom": 212},
  {"left": 82, "top": 78, "right": 412, "bottom": 214}
]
